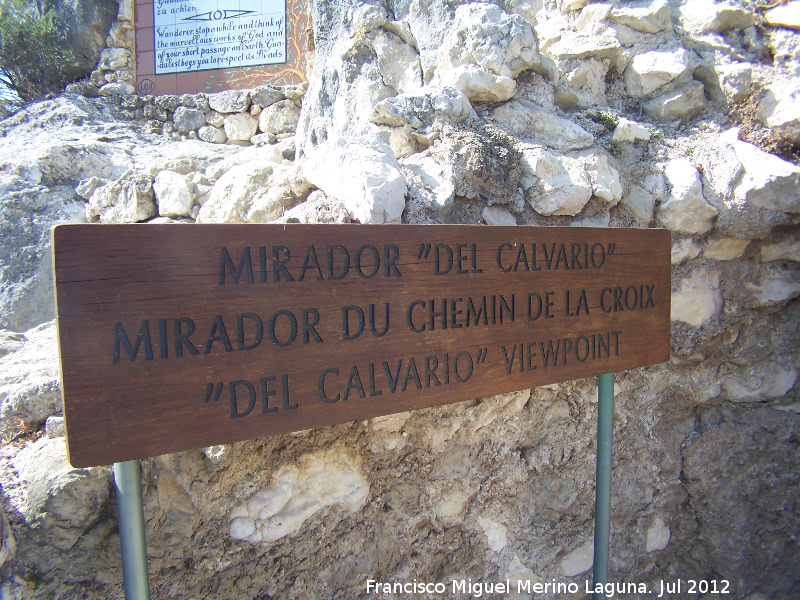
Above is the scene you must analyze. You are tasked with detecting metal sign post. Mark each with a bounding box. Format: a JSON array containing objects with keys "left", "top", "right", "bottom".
[
  {"left": 113, "top": 460, "right": 150, "bottom": 600},
  {"left": 592, "top": 372, "right": 614, "bottom": 600}
]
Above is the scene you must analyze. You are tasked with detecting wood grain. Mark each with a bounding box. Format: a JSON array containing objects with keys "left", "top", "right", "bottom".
[{"left": 53, "top": 224, "right": 671, "bottom": 467}]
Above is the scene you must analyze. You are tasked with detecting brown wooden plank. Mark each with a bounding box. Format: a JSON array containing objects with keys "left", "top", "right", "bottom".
[{"left": 53, "top": 224, "right": 671, "bottom": 467}]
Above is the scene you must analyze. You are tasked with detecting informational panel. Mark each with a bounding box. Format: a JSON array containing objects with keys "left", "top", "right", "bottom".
[
  {"left": 53, "top": 225, "right": 671, "bottom": 468},
  {"left": 134, "top": 0, "right": 310, "bottom": 95}
]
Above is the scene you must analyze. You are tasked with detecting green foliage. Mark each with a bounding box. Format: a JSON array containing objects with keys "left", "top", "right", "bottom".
[
  {"left": 0, "top": 1, "right": 75, "bottom": 108},
  {"left": 590, "top": 110, "right": 620, "bottom": 131}
]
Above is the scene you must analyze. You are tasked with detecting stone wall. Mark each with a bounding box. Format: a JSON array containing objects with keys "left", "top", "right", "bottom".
[{"left": 0, "top": 0, "right": 799, "bottom": 598}]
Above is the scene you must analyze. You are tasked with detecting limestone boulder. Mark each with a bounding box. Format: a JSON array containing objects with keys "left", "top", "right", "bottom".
[
  {"left": 258, "top": 100, "right": 301, "bottom": 136},
  {"left": 370, "top": 86, "right": 477, "bottom": 157},
  {"left": 372, "top": 31, "right": 423, "bottom": 94},
  {"left": 757, "top": 84, "right": 800, "bottom": 145},
  {"left": 657, "top": 158, "right": 717, "bottom": 234},
  {"left": 612, "top": 118, "right": 652, "bottom": 143},
  {"left": 208, "top": 90, "right": 251, "bottom": 114},
  {"left": 11, "top": 438, "right": 112, "bottom": 550},
  {"left": 401, "top": 151, "right": 455, "bottom": 215},
  {"left": 86, "top": 169, "right": 156, "bottom": 223},
  {"left": 671, "top": 269, "right": 721, "bottom": 327},
  {"left": 583, "top": 152, "right": 622, "bottom": 205},
  {"left": 224, "top": 113, "right": 259, "bottom": 142},
  {"left": 197, "top": 161, "right": 308, "bottom": 223},
  {"left": 482, "top": 205, "right": 517, "bottom": 226},
  {"left": 153, "top": 170, "right": 194, "bottom": 218},
  {"left": 433, "top": 2, "right": 540, "bottom": 102},
  {"left": 644, "top": 81, "right": 707, "bottom": 121},
  {"left": 679, "top": 0, "right": 756, "bottom": 34},
  {"left": 763, "top": 1, "right": 800, "bottom": 30},
  {"left": 609, "top": 0, "right": 673, "bottom": 34},
  {"left": 622, "top": 185, "right": 656, "bottom": 222},
  {"left": 521, "top": 147, "right": 592, "bottom": 216},
  {"left": 624, "top": 49, "right": 691, "bottom": 98},
  {"left": 0, "top": 322, "right": 61, "bottom": 438},
  {"left": 302, "top": 137, "right": 407, "bottom": 224},
  {"left": 491, "top": 99, "right": 594, "bottom": 151}
]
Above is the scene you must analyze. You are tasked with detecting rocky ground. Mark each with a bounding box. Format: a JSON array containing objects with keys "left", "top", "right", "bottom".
[{"left": 0, "top": 0, "right": 799, "bottom": 598}]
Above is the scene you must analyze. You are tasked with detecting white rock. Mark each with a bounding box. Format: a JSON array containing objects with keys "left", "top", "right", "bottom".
[
  {"left": 401, "top": 151, "right": 455, "bottom": 215},
  {"left": 609, "top": 0, "right": 672, "bottom": 33},
  {"left": 545, "top": 31, "right": 623, "bottom": 66},
  {"left": 622, "top": 185, "right": 656, "bottom": 221},
  {"left": 99, "top": 82, "right": 135, "bottom": 96},
  {"left": 744, "top": 273, "right": 800, "bottom": 307},
  {"left": 303, "top": 137, "right": 407, "bottom": 224},
  {"left": 45, "top": 415, "right": 65, "bottom": 438},
  {"left": 482, "top": 205, "right": 517, "bottom": 226},
  {"left": 561, "top": 0, "right": 590, "bottom": 12},
  {"left": 86, "top": 169, "right": 157, "bottom": 223},
  {"left": 0, "top": 322, "right": 60, "bottom": 438},
  {"left": 722, "top": 361, "right": 798, "bottom": 402},
  {"left": 372, "top": 31, "right": 422, "bottom": 93},
  {"left": 612, "top": 118, "right": 652, "bottom": 142},
  {"left": 172, "top": 107, "right": 206, "bottom": 134},
  {"left": 477, "top": 517, "right": 508, "bottom": 552},
  {"left": 584, "top": 152, "right": 622, "bottom": 204},
  {"left": 370, "top": 86, "right": 477, "bottom": 156},
  {"left": 435, "top": 64, "right": 517, "bottom": 103},
  {"left": 153, "top": 170, "right": 194, "bottom": 218},
  {"left": 624, "top": 49, "right": 689, "bottom": 97},
  {"left": 702, "top": 238, "right": 750, "bottom": 260},
  {"left": 11, "top": 438, "right": 112, "bottom": 550},
  {"left": 258, "top": 99, "right": 301, "bottom": 135},
  {"left": 560, "top": 539, "right": 593, "bottom": 576},
  {"left": 671, "top": 270, "right": 721, "bottom": 327},
  {"left": 491, "top": 99, "right": 594, "bottom": 151},
  {"left": 224, "top": 113, "right": 259, "bottom": 142},
  {"left": 522, "top": 148, "right": 592, "bottom": 216},
  {"left": 505, "top": 554, "right": 540, "bottom": 588},
  {"left": 146, "top": 155, "right": 196, "bottom": 176},
  {"left": 764, "top": 1, "right": 800, "bottom": 30},
  {"left": 99, "top": 47, "right": 130, "bottom": 70},
  {"left": 198, "top": 161, "right": 304, "bottom": 223},
  {"left": 757, "top": 84, "right": 800, "bottom": 144},
  {"left": 228, "top": 446, "right": 368, "bottom": 543},
  {"left": 761, "top": 239, "right": 800, "bottom": 262},
  {"left": 576, "top": 3, "right": 613, "bottom": 31},
  {"left": 716, "top": 62, "right": 752, "bottom": 104},
  {"left": 198, "top": 125, "right": 227, "bottom": 144},
  {"left": 671, "top": 238, "right": 702, "bottom": 264},
  {"left": 722, "top": 130, "right": 800, "bottom": 214},
  {"left": 208, "top": 90, "right": 251, "bottom": 113},
  {"left": 435, "top": 490, "right": 468, "bottom": 520},
  {"left": 657, "top": 158, "right": 718, "bottom": 234},
  {"left": 646, "top": 516, "right": 671, "bottom": 552},
  {"left": 679, "top": 0, "right": 755, "bottom": 34},
  {"left": 438, "top": 3, "right": 540, "bottom": 79}
]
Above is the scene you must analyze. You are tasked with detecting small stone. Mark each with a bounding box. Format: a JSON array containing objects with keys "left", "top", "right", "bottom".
[
  {"left": 224, "top": 113, "right": 259, "bottom": 142},
  {"left": 702, "top": 238, "right": 750, "bottom": 260},
  {"left": 644, "top": 81, "right": 707, "bottom": 122},
  {"left": 208, "top": 90, "right": 251, "bottom": 113},
  {"left": 761, "top": 239, "right": 800, "bottom": 262},
  {"left": 146, "top": 156, "right": 196, "bottom": 176},
  {"left": 671, "top": 270, "right": 721, "bottom": 327},
  {"left": 646, "top": 517, "right": 671, "bottom": 552},
  {"left": 522, "top": 148, "right": 592, "bottom": 216},
  {"left": 657, "top": 158, "right": 717, "bottom": 234},
  {"left": 612, "top": 118, "right": 652, "bottom": 142},
  {"left": 492, "top": 99, "right": 594, "bottom": 151},
  {"left": 250, "top": 84, "right": 286, "bottom": 108},
  {"left": 206, "top": 111, "right": 225, "bottom": 127},
  {"left": 482, "top": 205, "right": 517, "bottom": 226},
  {"left": 757, "top": 84, "right": 800, "bottom": 145},
  {"left": 172, "top": 106, "right": 206, "bottom": 133},
  {"left": 671, "top": 237, "right": 702, "bottom": 264},
  {"left": 258, "top": 99, "right": 301, "bottom": 135},
  {"left": 153, "top": 171, "right": 194, "bottom": 217},
  {"left": 764, "top": 1, "right": 800, "bottom": 30},
  {"left": 250, "top": 132, "right": 277, "bottom": 147},
  {"left": 99, "top": 82, "right": 135, "bottom": 96},
  {"left": 609, "top": 0, "right": 672, "bottom": 34},
  {"left": 373, "top": 31, "right": 423, "bottom": 93},
  {"left": 622, "top": 185, "right": 656, "bottom": 221},
  {"left": 98, "top": 47, "right": 130, "bottom": 71},
  {"left": 198, "top": 125, "right": 227, "bottom": 144},
  {"left": 45, "top": 415, "right": 65, "bottom": 438},
  {"left": 624, "top": 49, "right": 690, "bottom": 97},
  {"left": 560, "top": 540, "right": 593, "bottom": 577},
  {"left": 401, "top": 151, "right": 455, "bottom": 215},
  {"left": 584, "top": 152, "right": 622, "bottom": 204},
  {"left": 75, "top": 176, "right": 106, "bottom": 200},
  {"left": 477, "top": 517, "right": 508, "bottom": 552}
]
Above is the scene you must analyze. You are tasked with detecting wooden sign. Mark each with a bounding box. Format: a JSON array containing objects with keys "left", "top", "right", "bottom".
[
  {"left": 134, "top": 0, "right": 310, "bottom": 95},
  {"left": 53, "top": 224, "right": 670, "bottom": 467}
]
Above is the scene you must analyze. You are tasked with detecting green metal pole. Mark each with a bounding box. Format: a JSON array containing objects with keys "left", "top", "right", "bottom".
[
  {"left": 592, "top": 373, "right": 614, "bottom": 600},
  {"left": 114, "top": 460, "right": 151, "bottom": 600}
]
